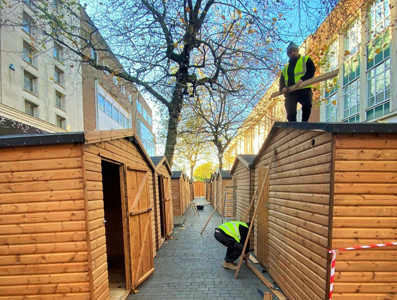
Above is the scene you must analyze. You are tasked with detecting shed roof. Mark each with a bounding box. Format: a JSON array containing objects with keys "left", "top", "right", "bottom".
[
  {"left": 218, "top": 169, "right": 232, "bottom": 179},
  {"left": 230, "top": 154, "right": 256, "bottom": 175},
  {"left": 252, "top": 121, "right": 397, "bottom": 166},
  {"left": 0, "top": 129, "right": 156, "bottom": 171},
  {"left": 171, "top": 170, "right": 184, "bottom": 179},
  {"left": 150, "top": 156, "right": 173, "bottom": 175}
]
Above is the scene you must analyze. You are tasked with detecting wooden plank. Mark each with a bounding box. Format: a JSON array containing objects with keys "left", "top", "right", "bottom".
[
  {"left": 335, "top": 271, "right": 397, "bottom": 282},
  {"left": 0, "top": 145, "right": 81, "bottom": 162},
  {"left": 335, "top": 171, "right": 397, "bottom": 183},
  {"left": 332, "top": 239, "right": 397, "bottom": 249},
  {"left": 0, "top": 180, "right": 84, "bottom": 193},
  {"left": 0, "top": 231, "right": 86, "bottom": 244},
  {"left": 334, "top": 183, "right": 397, "bottom": 194},
  {"left": 0, "top": 294, "right": 90, "bottom": 300},
  {"left": 270, "top": 69, "right": 339, "bottom": 98},
  {"left": 269, "top": 198, "right": 329, "bottom": 215},
  {"left": 0, "top": 262, "right": 89, "bottom": 275},
  {"left": 0, "top": 169, "right": 82, "bottom": 183},
  {"left": 0, "top": 158, "right": 82, "bottom": 173},
  {"left": 0, "top": 200, "right": 85, "bottom": 214},
  {"left": 335, "top": 161, "right": 397, "bottom": 172},
  {"left": 333, "top": 217, "right": 397, "bottom": 228},
  {"left": 270, "top": 163, "right": 331, "bottom": 180},
  {"left": 333, "top": 194, "right": 397, "bottom": 206},
  {"left": 333, "top": 228, "right": 397, "bottom": 239},
  {"left": 0, "top": 241, "right": 87, "bottom": 255},
  {"left": 0, "top": 221, "right": 86, "bottom": 235},
  {"left": 0, "top": 252, "right": 87, "bottom": 265},
  {"left": 0, "top": 272, "right": 89, "bottom": 285},
  {"left": 86, "top": 181, "right": 103, "bottom": 191},
  {"left": 245, "top": 261, "right": 287, "bottom": 300},
  {"left": 270, "top": 191, "right": 330, "bottom": 205},
  {"left": 333, "top": 282, "right": 397, "bottom": 293},
  {"left": 269, "top": 203, "right": 329, "bottom": 226},
  {"left": 271, "top": 173, "right": 331, "bottom": 185},
  {"left": 270, "top": 183, "right": 330, "bottom": 194},
  {"left": 0, "top": 211, "right": 85, "bottom": 225},
  {"left": 335, "top": 149, "right": 397, "bottom": 161},
  {"left": 336, "top": 249, "right": 397, "bottom": 261},
  {"left": 0, "top": 282, "right": 90, "bottom": 295},
  {"left": 335, "top": 133, "right": 397, "bottom": 149},
  {"left": 333, "top": 206, "right": 397, "bottom": 217},
  {"left": 331, "top": 293, "right": 397, "bottom": 300},
  {"left": 0, "top": 190, "right": 84, "bottom": 204}
]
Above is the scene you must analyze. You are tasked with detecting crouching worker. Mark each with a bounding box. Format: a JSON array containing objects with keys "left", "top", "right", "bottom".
[{"left": 214, "top": 221, "right": 250, "bottom": 270}]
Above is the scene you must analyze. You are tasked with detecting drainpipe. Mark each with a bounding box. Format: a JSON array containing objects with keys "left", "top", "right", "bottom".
[{"left": 94, "top": 78, "right": 99, "bottom": 129}]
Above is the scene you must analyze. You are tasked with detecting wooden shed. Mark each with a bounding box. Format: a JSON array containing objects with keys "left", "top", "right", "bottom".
[
  {"left": 204, "top": 179, "right": 211, "bottom": 201},
  {"left": 193, "top": 181, "right": 205, "bottom": 198},
  {"left": 215, "top": 170, "right": 234, "bottom": 219},
  {"left": 0, "top": 129, "right": 157, "bottom": 300},
  {"left": 251, "top": 122, "right": 397, "bottom": 300},
  {"left": 171, "top": 171, "right": 189, "bottom": 216},
  {"left": 230, "top": 154, "right": 256, "bottom": 251},
  {"left": 209, "top": 173, "right": 217, "bottom": 207},
  {"left": 150, "top": 156, "right": 174, "bottom": 250}
]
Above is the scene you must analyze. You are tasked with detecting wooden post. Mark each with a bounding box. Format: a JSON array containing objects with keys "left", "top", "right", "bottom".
[
  {"left": 235, "top": 150, "right": 276, "bottom": 279},
  {"left": 270, "top": 69, "right": 339, "bottom": 98},
  {"left": 243, "top": 188, "right": 258, "bottom": 223},
  {"left": 200, "top": 181, "right": 234, "bottom": 235},
  {"left": 264, "top": 292, "right": 272, "bottom": 300}
]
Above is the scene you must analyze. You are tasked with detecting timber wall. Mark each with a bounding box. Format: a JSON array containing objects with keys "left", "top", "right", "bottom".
[
  {"left": 0, "top": 143, "right": 90, "bottom": 299},
  {"left": 171, "top": 177, "right": 187, "bottom": 216},
  {"left": 331, "top": 133, "right": 397, "bottom": 299},
  {"left": 194, "top": 181, "right": 205, "bottom": 197},
  {"left": 254, "top": 128, "right": 332, "bottom": 300},
  {"left": 85, "top": 137, "right": 156, "bottom": 299}
]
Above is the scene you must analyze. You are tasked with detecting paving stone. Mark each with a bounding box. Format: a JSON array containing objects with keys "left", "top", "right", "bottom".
[{"left": 128, "top": 197, "right": 277, "bottom": 300}]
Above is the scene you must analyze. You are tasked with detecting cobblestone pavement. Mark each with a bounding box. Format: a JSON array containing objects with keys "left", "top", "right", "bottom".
[{"left": 128, "top": 198, "right": 277, "bottom": 300}]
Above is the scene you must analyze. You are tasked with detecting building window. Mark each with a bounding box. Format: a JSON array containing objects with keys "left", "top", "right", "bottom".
[
  {"left": 98, "top": 93, "right": 105, "bottom": 111},
  {"left": 103, "top": 63, "right": 110, "bottom": 76},
  {"left": 112, "top": 106, "right": 119, "bottom": 121},
  {"left": 128, "top": 94, "right": 132, "bottom": 102},
  {"left": 105, "top": 99, "right": 112, "bottom": 116},
  {"left": 139, "top": 120, "right": 155, "bottom": 156},
  {"left": 143, "top": 108, "right": 148, "bottom": 120},
  {"left": 22, "top": 41, "right": 35, "bottom": 66},
  {"left": 323, "top": 39, "right": 339, "bottom": 122},
  {"left": 56, "top": 115, "right": 66, "bottom": 128},
  {"left": 113, "top": 76, "right": 118, "bottom": 86},
  {"left": 148, "top": 115, "right": 152, "bottom": 126},
  {"left": 53, "top": 42, "right": 62, "bottom": 60},
  {"left": 343, "top": 79, "right": 360, "bottom": 122},
  {"left": 368, "top": 0, "right": 390, "bottom": 40},
  {"left": 55, "top": 91, "right": 65, "bottom": 110},
  {"left": 54, "top": 67, "right": 64, "bottom": 86},
  {"left": 121, "top": 85, "right": 125, "bottom": 95},
  {"left": 124, "top": 116, "right": 129, "bottom": 128},
  {"left": 325, "top": 92, "right": 338, "bottom": 122},
  {"left": 25, "top": 100, "right": 37, "bottom": 116},
  {"left": 22, "top": 13, "right": 33, "bottom": 35},
  {"left": 344, "top": 19, "right": 361, "bottom": 57},
  {"left": 23, "top": 70, "right": 37, "bottom": 94},
  {"left": 137, "top": 100, "right": 142, "bottom": 114},
  {"left": 118, "top": 112, "right": 123, "bottom": 125}
]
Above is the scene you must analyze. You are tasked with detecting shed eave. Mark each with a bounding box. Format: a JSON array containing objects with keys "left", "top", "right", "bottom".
[{"left": 0, "top": 131, "right": 85, "bottom": 148}]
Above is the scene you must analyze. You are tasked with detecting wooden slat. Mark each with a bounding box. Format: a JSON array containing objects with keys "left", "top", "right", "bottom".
[
  {"left": 333, "top": 217, "right": 397, "bottom": 228},
  {"left": 0, "top": 252, "right": 87, "bottom": 265},
  {"left": 0, "top": 211, "right": 85, "bottom": 225},
  {"left": 336, "top": 250, "right": 397, "bottom": 261},
  {"left": 0, "top": 169, "right": 82, "bottom": 183},
  {"left": 0, "top": 231, "right": 86, "bottom": 244},
  {"left": 0, "top": 241, "right": 87, "bottom": 255},
  {"left": 0, "top": 273, "right": 89, "bottom": 285},
  {"left": 334, "top": 282, "right": 397, "bottom": 293},
  {"left": 0, "top": 262, "right": 89, "bottom": 275},
  {"left": 0, "top": 190, "right": 84, "bottom": 204},
  {"left": 333, "top": 194, "right": 397, "bottom": 206},
  {"left": 332, "top": 239, "right": 397, "bottom": 249},
  {"left": 0, "top": 282, "right": 90, "bottom": 295},
  {"left": 270, "top": 198, "right": 329, "bottom": 215},
  {"left": 335, "top": 183, "right": 397, "bottom": 194},
  {"left": 0, "top": 180, "right": 84, "bottom": 193},
  {"left": 331, "top": 293, "right": 397, "bottom": 300},
  {"left": 335, "top": 161, "right": 397, "bottom": 172},
  {"left": 270, "top": 163, "right": 331, "bottom": 180},
  {"left": 335, "top": 171, "right": 397, "bottom": 183},
  {"left": 335, "top": 271, "right": 397, "bottom": 282},
  {"left": 269, "top": 191, "right": 330, "bottom": 205},
  {"left": 0, "top": 221, "right": 86, "bottom": 235},
  {"left": 0, "top": 158, "right": 82, "bottom": 173},
  {"left": 269, "top": 204, "right": 329, "bottom": 226},
  {"left": 335, "top": 134, "right": 397, "bottom": 149},
  {"left": 333, "top": 228, "right": 397, "bottom": 239},
  {"left": 335, "top": 149, "right": 397, "bottom": 161},
  {"left": 333, "top": 206, "right": 397, "bottom": 217},
  {"left": 0, "top": 145, "right": 81, "bottom": 162},
  {"left": 0, "top": 293, "right": 90, "bottom": 300},
  {"left": 0, "top": 200, "right": 85, "bottom": 214}
]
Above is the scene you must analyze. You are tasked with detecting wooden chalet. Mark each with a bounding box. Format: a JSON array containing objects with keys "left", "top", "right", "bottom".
[
  {"left": 209, "top": 172, "right": 217, "bottom": 207},
  {"left": 251, "top": 122, "right": 397, "bottom": 300},
  {"left": 170, "top": 171, "right": 190, "bottom": 216},
  {"left": 193, "top": 181, "right": 205, "bottom": 198},
  {"left": 150, "top": 156, "right": 174, "bottom": 250},
  {"left": 215, "top": 170, "right": 234, "bottom": 218},
  {"left": 230, "top": 154, "right": 256, "bottom": 251},
  {"left": 204, "top": 179, "right": 211, "bottom": 201},
  {"left": 0, "top": 129, "right": 157, "bottom": 300}
]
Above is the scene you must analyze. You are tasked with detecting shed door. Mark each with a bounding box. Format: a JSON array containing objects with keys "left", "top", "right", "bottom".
[
  {"left": 257, "top": 166, "right": 269, "bottom": 268},
  {"left": 161, "top": 176, "right": 172, "bottom": 236},
  {"left": 126, "top": 167, "right": 154, "bottom": 290}
]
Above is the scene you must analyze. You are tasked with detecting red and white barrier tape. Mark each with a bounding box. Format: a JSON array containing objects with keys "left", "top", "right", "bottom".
[{"left": 328, "top": 241, "right": 397, "bottom": 300}]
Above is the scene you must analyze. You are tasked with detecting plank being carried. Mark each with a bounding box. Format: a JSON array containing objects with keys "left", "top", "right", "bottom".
[{"left": 270, "top": 69, "right": 339, "bottom": 98}]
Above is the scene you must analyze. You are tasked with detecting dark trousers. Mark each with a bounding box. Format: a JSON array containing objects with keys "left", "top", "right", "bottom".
[
  {"left": 214, "top": 231, "right": 243, "bottom": 263},
  {"left": 285, "top": 88, "right": 313, "bottom": 122}
]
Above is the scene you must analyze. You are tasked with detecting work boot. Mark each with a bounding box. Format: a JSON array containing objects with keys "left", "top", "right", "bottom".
[{"left": 222, "top": 261, "right": 238, "bottom": 270}]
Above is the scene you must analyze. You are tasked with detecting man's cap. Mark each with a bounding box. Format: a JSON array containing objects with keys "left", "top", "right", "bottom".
[{"left": 287, "top": 42, "right": 299, "bottom": 53}]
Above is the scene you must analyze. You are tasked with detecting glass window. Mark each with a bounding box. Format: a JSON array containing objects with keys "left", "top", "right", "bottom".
[
  {"left": 55, "top": 91, "right": 65, "bottom": 110},
  {"left": 123, "top": 116, "right": 129, "bottom": 128},
  {"left": 113, "top": 76, "right": 118, "bottom": 86},
  {"left": 121, "top": 85, "right": 125, "bottom": 95},
  {"left": 23, "top": 41, "right": 35, "bottom": 65},
  {"left": 53, "top": 43, "right": 62, "bottom": 60},
  {"left": 148, "top": 115, "right": 152, "bottom": 126},
  {"left": 56, "top": 115, "right": 66, "bottom": 128},
  {"left": 105, "top": 100, "right": 112, "bottom": 116},
  {"left": 137, "top": 100, "right": 142, "bottom": 114},
  {"left": 24, "top": 70, "right": 36, "bottom": 94},
  {"left": 343, "top": 79, "right": 360, "bottom": 121},
  {"left": 22, "top": 13, "right": 33, "bottom": 35},
  {"left": 326, "top": 39, "right": 339, "bottom": 72},
  {"left": 118, "top": 112, "right": 123, "bottom": 124},
  {"left": 128, "top": 94, "right": 132, "bottom": 102},
  {"left": 325, "top": 92, "right": 338, "bottom": 122},
  {"left": 98, "top": 93, "right": 105, "bottom": 111},
  {"left": 54, "top": 67, "right": 64, "bottom": 85},
  {"left": 25, "top": 100, "right": 37, "bottom": 116},
  {"left": 139, "top": 120, "right": 155, "bottom": 156},
  {"left": 344, "top": 19, "right": 361, "bottom": 57},
  {"left": 368, "top": 0, "right": 390, "bottom": 40},
  {"left": 143, "top": 108, "right": 147, "bottom": 120},
  {"left": 91, "top": 48, "right": 97, "bottom": 62},
  {"left": 112, "top": 106, "right": 119, "bottom": 121}
]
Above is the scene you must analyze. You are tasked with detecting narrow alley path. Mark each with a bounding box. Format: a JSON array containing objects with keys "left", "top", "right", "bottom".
[{"left": 128, "top": 198, "right": 276, "bottom": 300}]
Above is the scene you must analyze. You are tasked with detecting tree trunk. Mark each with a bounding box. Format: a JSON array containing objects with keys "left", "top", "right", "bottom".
[{"left": 218, "top": 151, "right": 223, "bottom": 170}]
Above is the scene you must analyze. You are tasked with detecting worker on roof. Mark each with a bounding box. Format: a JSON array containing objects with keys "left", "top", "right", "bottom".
[
  {"left": 279, "top": 42, "right": 316, "bottom": 122},
  {"left": 214, "top": 221, "right": 250, "bottom": 270}
]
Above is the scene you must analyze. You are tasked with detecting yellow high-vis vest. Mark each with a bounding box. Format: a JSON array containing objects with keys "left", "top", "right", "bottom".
[
  {"left": 282, "top": 55, "right": 312, "bottom": 88},
  {"left": 218, "top": 221, "right": 248, "bottom": 243}
]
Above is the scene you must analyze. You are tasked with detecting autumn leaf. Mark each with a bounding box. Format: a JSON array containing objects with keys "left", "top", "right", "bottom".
[
  {"left": 272, "top": 17, "right": 277, "bottom": 22},
  {"left": 367, "top": 58, "right": 373, "bottom": 62},
  {"left": 221, "top": 15, "right": 226, "bottom": 20},
  {"left": 383, "top": 42, "right": 389, "bottom": 48},
  {"left": 49, "top": 77, "right": 54, "bottom": 80},
  {"left": 132, "top": 289, "right": 139, "bottom": 294},
  {"left": 173, "top": 43, "right": 178, "bottom": 48},
  {"left": 344, "top": 50, "right": 350, "bottom": 56},
  {"left": 331, "top": 100, "right": 337, "bottom": 105},
  {"left": 375, "top": 48, "right": 381, "bottom": 54},
  {"left": 253, "top": 8, "right": 257, "bottom": 13},
  {"left": 185, "top": 6, "right": 190, "bottom": 12},
  {"left": 279, "top": 13, "right": 282, "bottom": 17}
]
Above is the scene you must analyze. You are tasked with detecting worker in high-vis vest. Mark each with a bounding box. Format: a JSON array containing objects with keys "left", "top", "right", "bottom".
[
  {"left": 279, "top": 42, "right": 316, "bottom": 122},
  {"left": 214, "top": 221, "right": 250, "bottom": 270}
]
